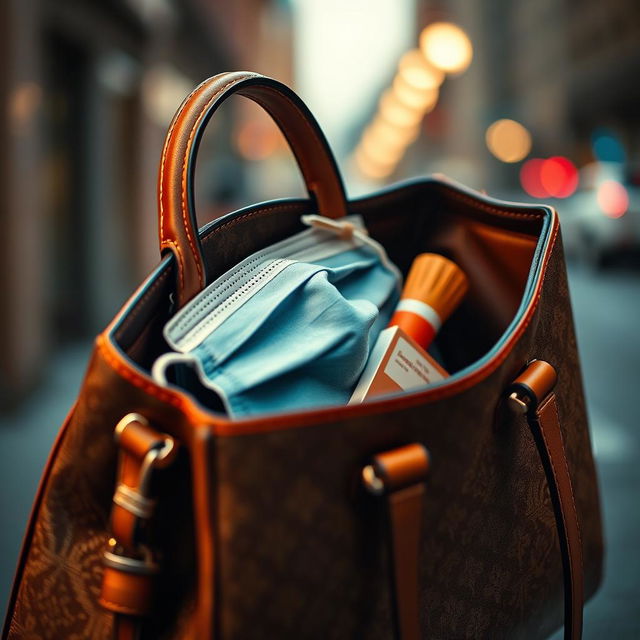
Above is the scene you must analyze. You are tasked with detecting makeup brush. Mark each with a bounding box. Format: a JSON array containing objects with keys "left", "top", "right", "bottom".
[
  {"left": 349, "top": 253, "right": 468, "bottom": 404},
  {"left": 388, "top": 253, "right": 468, "bottom": 350}
]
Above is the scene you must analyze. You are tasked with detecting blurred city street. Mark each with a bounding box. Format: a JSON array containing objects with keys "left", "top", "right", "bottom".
[
  {"left": 1, "top": 262, "right": 639, "bottom": 638},
  {"left": 1, "top": 0, "right": 639, "bottom": 636}
]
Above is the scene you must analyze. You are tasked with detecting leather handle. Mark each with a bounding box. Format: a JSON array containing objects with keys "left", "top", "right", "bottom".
[{"left": 158, "top": 71, "right": 348, "bottom": 308}]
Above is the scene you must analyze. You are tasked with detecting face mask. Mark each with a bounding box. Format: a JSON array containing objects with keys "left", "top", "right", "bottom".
[{"left": 152, "top": 215, "right": 401, "bottom": 417}]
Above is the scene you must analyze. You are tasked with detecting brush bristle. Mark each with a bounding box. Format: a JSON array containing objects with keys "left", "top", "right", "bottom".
[{"left": 402, "top": 253, "right": 468, "bottom": 322}]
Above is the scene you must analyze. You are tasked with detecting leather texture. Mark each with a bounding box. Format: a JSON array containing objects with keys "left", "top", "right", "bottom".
[
  {"left": 158, "top": 72, "right": 348, "bottom": 308},
  {"left": 3, "top": 73, "right": 603, "bottom": 640}
]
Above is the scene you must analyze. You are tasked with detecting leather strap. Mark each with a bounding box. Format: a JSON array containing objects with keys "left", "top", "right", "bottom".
[
  {"left": 511, "top": 360, "right": 584, "bottom": 640},
  {"left": 364, "top": 444, "right": 430, "bottom": 640},
  {"left": 527, "top": 392, "right": 584, "bottom": 639},
  {"left": 158, "top": 71, "right": 348, "bottom": 308},
  {"left": 99, "top": 414, "right": 177, "bottom": 640}
]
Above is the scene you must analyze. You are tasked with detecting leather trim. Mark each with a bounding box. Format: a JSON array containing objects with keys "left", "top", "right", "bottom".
[{"left": 96, "top": 189, "right": 558, "bottom": 436}]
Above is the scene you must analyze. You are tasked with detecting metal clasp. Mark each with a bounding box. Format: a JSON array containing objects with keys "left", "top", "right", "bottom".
[{"left": 113, "top": 413, "right": 176, "bottom": 517}]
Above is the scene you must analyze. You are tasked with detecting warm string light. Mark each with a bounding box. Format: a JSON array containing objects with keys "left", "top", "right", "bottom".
[
  {"left": 354, "top": 22, "right": 473, "bottom": 181},
  {"left": 419, "top": 22, "right": 473, "bottom": 74}
]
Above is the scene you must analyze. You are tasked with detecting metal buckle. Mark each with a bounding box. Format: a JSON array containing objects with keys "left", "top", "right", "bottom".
[
  {"left": 113, "top": 484, "right": 156, "bottom": 519},
  {"left": 507, "top": 391, "right": 530, "bottom": 414},
  {"left": 113, "top": 413, "right": 176, "bottom": 508},
  {"left": 104, "top": 538, "right": 159, "bottom": 575},
  {"left": 362, "top": 464, "right": 386, "bottom": 496}
]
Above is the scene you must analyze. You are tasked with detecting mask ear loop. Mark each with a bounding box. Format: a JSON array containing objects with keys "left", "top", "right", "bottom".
[
  {"left": 151, "top": 352, "right": 200, "bottom": 386},
  {"left": 301, "top": 214, "right": 403, "bottom": 288}
]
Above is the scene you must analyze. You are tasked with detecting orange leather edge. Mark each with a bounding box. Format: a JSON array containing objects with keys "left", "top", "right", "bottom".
[{"left": 96, "top": 203, "right": 559, "bottom": 437}]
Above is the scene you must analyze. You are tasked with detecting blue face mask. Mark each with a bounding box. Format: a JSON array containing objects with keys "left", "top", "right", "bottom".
[{"left": 152, "top": 215, "right": 401, "bottom": 417}]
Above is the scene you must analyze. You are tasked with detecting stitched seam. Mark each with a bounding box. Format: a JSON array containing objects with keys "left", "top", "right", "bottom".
[
  {"left": 537, "top": 395, "right": 577, "bottom": 610},
  {"left": 98, "top": 336, "right": 184, "bottom": 409},
  {"left": 354, "top": 180, "right": 545, "bottom": 221},
  {"left": 159, "top": 78, "right": 211, "bottom": 243},
  {"left": 159, "top": 79, "right": 214, "bottom": 291},
  {"left": 445, "top": 188, "right": 543, "bottom": 219},
  {"left": 181, "top": 77, "right": 257, "bottom": 285},
  {"left": 123, "top": 204, "right": 305, "bottom": 333},
  {"left": 201, "top": 203, "right": 305, "bottom": 244}
]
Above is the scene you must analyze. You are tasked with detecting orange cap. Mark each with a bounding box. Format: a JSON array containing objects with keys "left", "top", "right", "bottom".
[{"left": 389, "top": 253, "right": 468, "bottom": 349}]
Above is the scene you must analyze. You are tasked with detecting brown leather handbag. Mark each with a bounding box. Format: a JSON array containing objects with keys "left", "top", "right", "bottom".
[{"left": 3, "top": 72, "right": 603, "bottom": 640}]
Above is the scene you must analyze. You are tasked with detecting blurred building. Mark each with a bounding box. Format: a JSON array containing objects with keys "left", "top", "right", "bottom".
[
  {"left": 351, "top": 0, "right": 640, "bottom": 192},
  {"left": 429, "top": 0, "right": 638, "bottom": 188},
  {"left": 0, "top": 0, "right": 294, "bottom": 407}
]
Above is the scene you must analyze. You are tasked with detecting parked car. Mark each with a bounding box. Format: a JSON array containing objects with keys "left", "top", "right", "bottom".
[{"left": 559, "top": 162, "right": 640, "bottom": 267}]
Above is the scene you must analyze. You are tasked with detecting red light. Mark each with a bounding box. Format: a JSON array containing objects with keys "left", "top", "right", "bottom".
[
  {"left": 520, "top": 156, "right": 578, "bottom": 199},
  {"left": 597, "top": 180, "right": 628, "bottom": 218},
  {"left": 540, "top": 156, "right": 578, "bottom": 198},
  {"left": 520, "top": 159, "right": 547, "bottom": 197}
]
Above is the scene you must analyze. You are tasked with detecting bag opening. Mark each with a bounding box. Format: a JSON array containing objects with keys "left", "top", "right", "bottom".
[{"left": 109, "top": 178, "right": 549, "bottom": 418}]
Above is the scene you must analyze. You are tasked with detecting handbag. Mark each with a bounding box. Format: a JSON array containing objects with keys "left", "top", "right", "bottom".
[{"left": 3, "top": 71, "right": 603, "bottom": 640}]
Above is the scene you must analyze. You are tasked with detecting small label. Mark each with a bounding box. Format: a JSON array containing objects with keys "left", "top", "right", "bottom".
[{"left": 384, "top": 337, "right": 445, "bottom": 391}]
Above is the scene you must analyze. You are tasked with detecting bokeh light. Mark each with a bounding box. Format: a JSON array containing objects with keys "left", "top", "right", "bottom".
[
  {"left": 398, "top": 49, "right": 444, "bottom": 91},
  {"left": 520, "top": 157, "right": 578, "bottom": 198},
  {"left": 591, "top": 128, "right": 626, "bottom": 164},
  {"left": 485, "top": 118, "right": 532, "bottom": 163},
  {"left": 235, "top": 120, "right": 280, "bottom": 161},
  {"left": 597, "top": 180, "right": 629, "bottom": 218},
  {"left": 520, "top": 159, "right": 548, "bottom": 198},
  {"left": 379, "top": 90, "right": 424, "bottom": 128},
  {"left": 361, "top": 129, "right": 406, "bottom": 164},
  {"left": 354, "top": 146, "right": 395, "bottom": 180},
  {"left": 392, "top": 76, "right": 438, "bottom": 112},
  {"left": 420, "top": 22, "right": 473, "bottom": 74},
  {"left": 540, "top": 156, "right": 578, "bottom": 198},
  {"left": 369, "top": 116, "right": 420, "bottom": 147}
]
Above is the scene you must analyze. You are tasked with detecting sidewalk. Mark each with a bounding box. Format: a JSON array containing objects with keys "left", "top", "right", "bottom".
[{"left": 0, "top": 342, "right": 92, "bottom": 611}]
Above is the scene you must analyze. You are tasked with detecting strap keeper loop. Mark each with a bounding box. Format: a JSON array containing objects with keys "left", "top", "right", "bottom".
[{"left": 507, "top": 359, "right": 557, "bottom": 414}]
